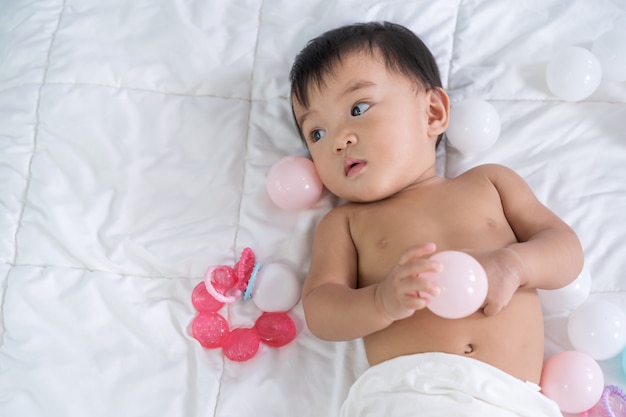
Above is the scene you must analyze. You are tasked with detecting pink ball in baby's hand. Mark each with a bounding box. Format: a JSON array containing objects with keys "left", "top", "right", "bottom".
[
  {"left": 266, "top": 156, "right": 323, "bottom": 211},
  {"left": 422, "top": 251, "right": 488, "bottom": 319}
]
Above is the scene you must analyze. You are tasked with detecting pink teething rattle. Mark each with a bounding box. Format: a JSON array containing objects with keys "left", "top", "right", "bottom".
[{"left": 190, "top": 247, "right": 298, "bottom": 361}]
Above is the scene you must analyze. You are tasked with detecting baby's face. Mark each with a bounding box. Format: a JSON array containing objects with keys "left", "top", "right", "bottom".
[{"left": 292, "top": 51, "right": 443, "bottom": 203}]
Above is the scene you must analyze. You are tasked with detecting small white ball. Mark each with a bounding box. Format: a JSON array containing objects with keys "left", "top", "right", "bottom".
[
  {"left": 446, "top": 99, "right": 501, "bottom": 154},
  {"left": 545, "top": 47, "right": 602, "bottom": 102},
  {"left": 252, "top": 263, "right": 301, "bottom": 312},
  {"left": 568, "top": 300, "right": 626, "bottom": 361},
  {"left": 538, "top": 267, "right": 591, "bottom": 312}
]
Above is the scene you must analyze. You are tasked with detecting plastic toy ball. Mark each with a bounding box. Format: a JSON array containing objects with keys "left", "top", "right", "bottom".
[
  {"left": 255, "top": 312, "right": 297, "bottom": 347},
  {"left": 251, "top": 263, "right": 301, "bottom": 312},
  {"left": 446, "top": 99, "right": 501, "bottom": 154},
  {"left": 545, "top": 46, "right": 602, "bottom": 102},
  {"left": 222, "top": 327, "right": 260, "bottom": 362},
  {"left": 537, "top": 268, "right": 591, "bottom": 312},
  {"left": 540, "top": 350, "right": 604, "bottom": 414},
  {"left": 422, "top": 251, "right": 488, "bottom": 319},
  {"left": 191, "top": 281, "right": 225, "bottom": 312},
  {"left": 191, "top": 312, "right": 230, "bottom": 348},
  {"left": 266, "top": 156, "right": 323, "bottom": 211},
  {"left": 568, "top": 300, "right": 626, "bottom": 361},
  {"left": 592, "top": 28, "right": 626, "bottom": 82}
]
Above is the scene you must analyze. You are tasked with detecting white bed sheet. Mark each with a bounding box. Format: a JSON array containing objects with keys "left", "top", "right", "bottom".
[{"left": 1, "top": 0, "right": 625, "bottom": 416}]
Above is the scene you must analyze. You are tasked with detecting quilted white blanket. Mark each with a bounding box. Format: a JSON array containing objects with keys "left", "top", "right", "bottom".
[{"left": 1, "top": 1, "right": 625, "bottom": 416}]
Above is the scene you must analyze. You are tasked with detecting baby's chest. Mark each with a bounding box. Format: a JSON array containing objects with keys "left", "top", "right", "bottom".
[
  {"left": 352, "top": 203, "right": 513, "bottom": 284},
  {"left": 356, "top": 200, "right": 506, "bottom": 243}
]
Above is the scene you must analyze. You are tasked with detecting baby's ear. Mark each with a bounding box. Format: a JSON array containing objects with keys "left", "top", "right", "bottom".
[{"left": 426, "top": 87, "right": 450, "bottom": 137}]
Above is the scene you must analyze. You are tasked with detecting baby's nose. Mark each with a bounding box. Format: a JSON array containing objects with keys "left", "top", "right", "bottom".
[{"left": 335, "top": 131, "right": 358, "bottom": 152}]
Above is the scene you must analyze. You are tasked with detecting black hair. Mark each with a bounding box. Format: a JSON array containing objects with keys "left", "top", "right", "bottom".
[
  {"left": 289, "top": 21, "right": 442, "bottom": 109},
  {"left": 289, "top": 22, "right": 443, "bottom": 145}
]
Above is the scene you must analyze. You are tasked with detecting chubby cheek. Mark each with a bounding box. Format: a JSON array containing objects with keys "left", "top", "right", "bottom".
[
  {"left": 313, "top": 162, "right": 341, "bottom": 194},
  {"left": 309, "top": 158, "right": 350, "bottom": 199}
]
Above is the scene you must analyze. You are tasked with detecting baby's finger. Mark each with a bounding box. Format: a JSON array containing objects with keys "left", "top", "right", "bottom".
[
  {"left": 401, "top": 295, "right": 430, "bottom": 311},
  {"left": 397, "top": 242, "right": 437, "bottom": 265},
  {"left": 402, "top": 275, "right": 441, "bottom": 299},
  {"left": 401, "top": 257, "right": 443, "bottom": 279},
  {"left": 482, "top": 302, "right": 502, "bottom": 317}
]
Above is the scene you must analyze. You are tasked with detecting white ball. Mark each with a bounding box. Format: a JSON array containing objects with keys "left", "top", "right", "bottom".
[
  {"left": 446, "top": 99, "right": 501, "bottom": 154},
  {"left": 568, "top": 300, "right": 626, "bottom": 360},
  {"left": 252, "top": 263, "right": 301, "bottom": 312},
  {"left": 538, "top": 268, "right": 591, "bottom": 312},
  {"left": 545, "top": 47, "right": 602, "bottom": 102},
  {"left": 592, "top": 28, "right": 626, "bottom": 82}
]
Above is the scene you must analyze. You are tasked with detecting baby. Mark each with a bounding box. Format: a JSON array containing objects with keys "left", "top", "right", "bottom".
[{"left": 289, "top": 22, "right": 584, "bottom": 416}]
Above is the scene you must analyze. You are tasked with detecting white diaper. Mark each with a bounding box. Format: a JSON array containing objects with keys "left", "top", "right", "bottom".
[{"left": 339, "top": 352, "right": 562, "bottom": 417}]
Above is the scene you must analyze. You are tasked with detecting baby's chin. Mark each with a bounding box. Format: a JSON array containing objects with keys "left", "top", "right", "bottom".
[{"left": 331, "top": 188, "right": 395, "bottom": 204}]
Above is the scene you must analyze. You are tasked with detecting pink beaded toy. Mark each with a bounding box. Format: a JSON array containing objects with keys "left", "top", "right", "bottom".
[{"left": 190, "top": 247, "right": 297, "bottom": 361}]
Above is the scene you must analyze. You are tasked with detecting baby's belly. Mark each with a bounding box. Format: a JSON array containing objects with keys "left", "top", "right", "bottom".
[{"left": 363, "top": 288, "right": 545, "bottom": 384}]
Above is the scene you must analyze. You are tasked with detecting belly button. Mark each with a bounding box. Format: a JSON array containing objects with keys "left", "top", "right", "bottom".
[{"left": 464, "top": 344, "right": 475, "bottom": 354}]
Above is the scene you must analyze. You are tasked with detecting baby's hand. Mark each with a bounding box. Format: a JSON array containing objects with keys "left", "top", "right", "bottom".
[
  {"left": 375, "top": 243, "right": 442, "bottom": 322},
  {"left": 468, "top": 248, "right": 523, "bottom": 316}
]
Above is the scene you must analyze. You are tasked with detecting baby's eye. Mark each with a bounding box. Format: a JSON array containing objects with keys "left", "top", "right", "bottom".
[
  {"left": 310, "top": 129, "right": 326, "bottom": 142},
  {"left": 351, "top": 102, "right": 370, "bottom": 117}
]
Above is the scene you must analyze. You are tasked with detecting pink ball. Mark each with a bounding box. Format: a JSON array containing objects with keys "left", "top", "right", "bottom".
[
  {"left": 222, "top": 327, "right": 260, "bottom": 362},
  {"left": 255, "top": 312, "right": 297, "bottom": 347},
  {"left": 191, "top": 312, "right": 229, "bottom": 348},
  {"left": 266, "top": 156, "right": 323, "bottom": 211},
  {"left": 540, "top": 350, "right": 604, "bottom": 413},
  {"left": 422, "top": 251, "right": 488, "bottom": 319}
]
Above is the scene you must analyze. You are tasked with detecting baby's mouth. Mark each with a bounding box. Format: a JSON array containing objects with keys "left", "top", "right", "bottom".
[{"left": 344, "top": 158, "right": 367, "bottom": 177}]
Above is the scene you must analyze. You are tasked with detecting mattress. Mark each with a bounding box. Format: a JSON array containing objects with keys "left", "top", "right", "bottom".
[{"left": 1, "top": 0, "right": 625, "bottom": 416}]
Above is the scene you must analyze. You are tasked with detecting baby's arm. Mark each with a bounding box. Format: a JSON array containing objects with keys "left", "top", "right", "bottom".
[
  {"left": 474, "top": 164, "right": 584, "bottom": 316},
  {"left": 301, "top": 207, "right": 441, "bottom": 341}
]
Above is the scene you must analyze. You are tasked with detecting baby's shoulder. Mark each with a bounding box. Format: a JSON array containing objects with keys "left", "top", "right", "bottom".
[
  {"left": 454, "top": 163, "right": 522, "bottom": 186},
  {"left": 457, "top": 163, "right": 514, "bottom": 178},
  {"left": 319, "top": 202, "right": 354, "bottom": 225},
  {"left": 455, "top": 164, "right": 532, "bottom": 199},
  {"left": 319, "top": 201, "right": 373, "bottom": 233}
]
